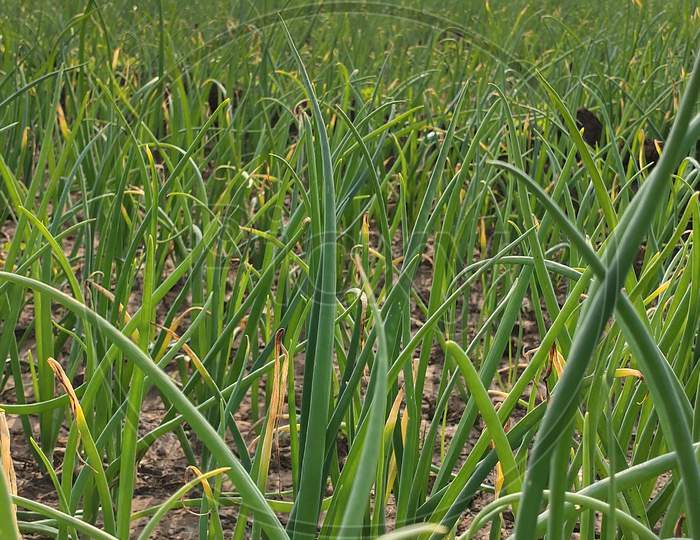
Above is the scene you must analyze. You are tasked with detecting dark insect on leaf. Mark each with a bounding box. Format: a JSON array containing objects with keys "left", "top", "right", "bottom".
[
  {"left": 644, "top": 138, "right": 662, "bottom": 165},
  {"left": 576, "top": 107, "right": 603, "bottom": 147},
  {"left": 621, "top": 137, "right": 663, "bottom": 171},
  {"left": 208, "top": 83, "right": 221, "bottom": 114}
]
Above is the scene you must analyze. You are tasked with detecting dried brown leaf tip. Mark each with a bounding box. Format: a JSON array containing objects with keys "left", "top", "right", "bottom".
[
  {"left": 548, "top": 344, "right": 566, "bottom": 378},
  {"left": 0, "top": 410, "right": 19, "bottom": 537},
  {"left": 675, "top": 514, "right": 685, "bottom": 538},
  {"left": 0, "top": 411, "right": 17, "bottom": 498},
  {"left": 46, "top": 357, "right": 80, "bottom": 419},
  {"left": 576, "top": 108, "right": 603, "bottom": 147},
  {"left": 615, "top": 368, "right": 644, "bottom": 379}
]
